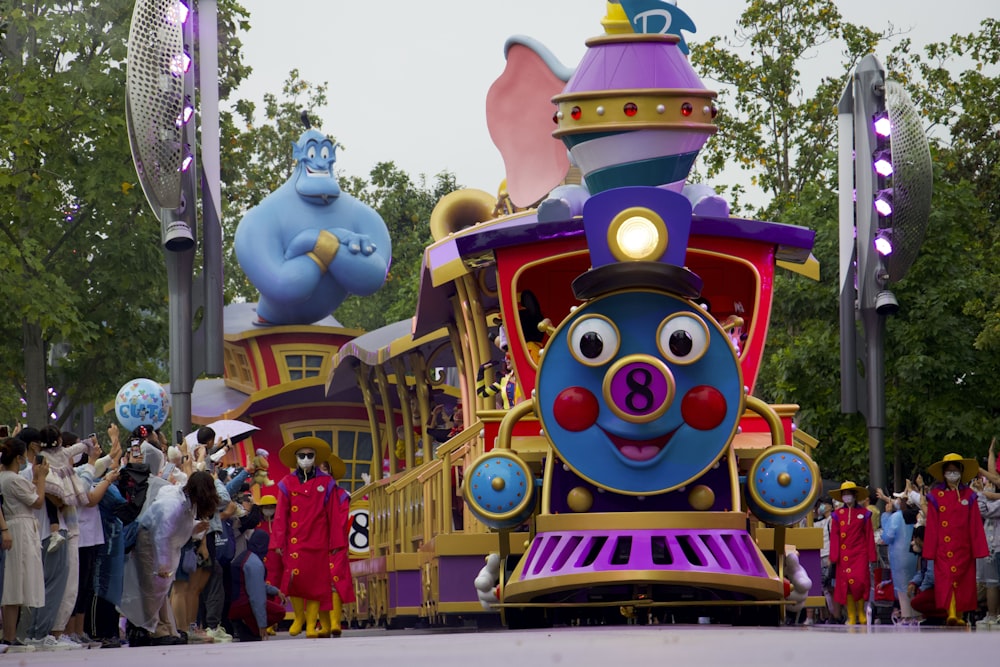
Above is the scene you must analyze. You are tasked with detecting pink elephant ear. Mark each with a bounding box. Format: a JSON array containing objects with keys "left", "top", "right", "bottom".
[{"left": 486, "top": 38, "right": 571, "bottom": 209}]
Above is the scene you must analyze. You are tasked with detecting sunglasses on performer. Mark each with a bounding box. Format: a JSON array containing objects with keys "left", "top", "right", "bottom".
[{"left": 296, "top": 452, "right": 316, "bottom": 460}]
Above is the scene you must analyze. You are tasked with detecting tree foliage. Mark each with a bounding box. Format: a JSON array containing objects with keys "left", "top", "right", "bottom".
[
  {"left": 693, "top": 1, "right": 1000, "bottom": 486},
  {"left": 0, "top": 0, "right": 249, "bottom": 428}
]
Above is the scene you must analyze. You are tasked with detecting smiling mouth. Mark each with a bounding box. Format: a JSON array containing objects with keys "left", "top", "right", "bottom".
[
  {"left": 600, "top": 426, "right": 678, "bottom": 462},
  {"left": 305, "top": 166, "right": 330, "bottom": 177}
]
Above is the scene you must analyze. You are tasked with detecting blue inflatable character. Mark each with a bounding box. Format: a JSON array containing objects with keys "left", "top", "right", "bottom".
[{"left": 234, "top": 128, "right": 392, "bottom": 325}]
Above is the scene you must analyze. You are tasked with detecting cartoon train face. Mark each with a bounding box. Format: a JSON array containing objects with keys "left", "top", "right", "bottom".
[{"left": 536, "top": 289, "right": 744, "bottom": 496}]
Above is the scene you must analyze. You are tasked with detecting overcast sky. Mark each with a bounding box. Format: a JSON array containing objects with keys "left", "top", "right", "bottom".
[{"left": 230, "top": 0, "right": 992, "bottom": 195}]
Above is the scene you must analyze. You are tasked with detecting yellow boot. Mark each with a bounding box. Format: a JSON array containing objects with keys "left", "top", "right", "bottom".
[
  {"left": 289, "top": 597, "right": 306, "bottom": 636},
  {"left": 845, "top": 594, "right": 858, "bottom": 625},
  {"left": 330, "top": 592, "right": 343, "bottom": 637},
  {"left": 946, "top": 593, "right": 965, "bottom": 626},
  {"left": 855, "top": 598, "right": 867, "bottom": 626},
  {"left": 318, "top": 607, "right": 332, "bottom": 638},
  {"left": 305, "top": 600, "right": 321, "bottom": 638}
]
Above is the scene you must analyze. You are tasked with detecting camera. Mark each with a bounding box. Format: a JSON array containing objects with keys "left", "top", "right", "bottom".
[{"left": 130, "top": 438, "right": 142, "bottom": 458}]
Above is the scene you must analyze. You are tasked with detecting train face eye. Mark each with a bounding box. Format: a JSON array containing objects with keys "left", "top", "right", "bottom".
[
  {"left": 657, "top": 314, "right": 710, "bottom": 365},
  {"left": 568, "top": 315, "right": 620, "bottom": 366}
]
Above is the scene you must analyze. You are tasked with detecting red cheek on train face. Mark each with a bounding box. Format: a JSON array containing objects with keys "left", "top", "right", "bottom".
[
  {"left": 553, "top": 386, "right": 599, "bottom": 432},
  {"left": 680, "top": 385, "right": 727, "bottom": 431}
]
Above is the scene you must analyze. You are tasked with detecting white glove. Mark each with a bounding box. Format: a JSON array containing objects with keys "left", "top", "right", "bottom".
[
  {"left": 783, "top": 551, "right": 812, "bottom": 612},
  {"left": 474, "top": 553, "right": 501, "bottom": 609}
]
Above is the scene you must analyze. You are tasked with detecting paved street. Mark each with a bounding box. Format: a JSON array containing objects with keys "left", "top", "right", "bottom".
[{"left": 3, "top": 624, "right": 989, "bottom": 666}]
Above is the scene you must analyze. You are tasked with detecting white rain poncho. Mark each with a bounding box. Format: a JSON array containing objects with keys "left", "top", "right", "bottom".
[{"left": 117, "top": 484, "right": 195, "bottom": 632}]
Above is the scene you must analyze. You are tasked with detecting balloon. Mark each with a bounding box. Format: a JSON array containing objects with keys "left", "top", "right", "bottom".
[{"left": 114, "top": 378, "right": 170, "bottom": 431}]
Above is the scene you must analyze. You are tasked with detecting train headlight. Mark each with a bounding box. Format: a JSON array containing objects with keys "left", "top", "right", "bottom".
[{"left": 607, "top": 207, "right": 667, "bottom": 262}]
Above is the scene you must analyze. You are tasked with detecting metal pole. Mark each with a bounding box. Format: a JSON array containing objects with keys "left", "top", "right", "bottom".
[
  {"left": 863, "top": 308, "right": 887, "bottom": 493},
  {"left": 837, "top": 80, "right": 858, "bottom": 414},
  {"left": 198, "top": 0, "right": 224, "bottom": 376}
]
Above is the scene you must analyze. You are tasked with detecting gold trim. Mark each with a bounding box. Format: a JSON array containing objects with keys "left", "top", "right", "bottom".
[
  {"left": 511, "top": 249, "right": 591, "bottom": 371},
  {"left": 312, "top": 229, "right": 340, "bottom": 269},
  {"left": 497, "top": 400, "right": 536, "bottom": 450},
  {"left": 686, "top": 249, "right": 761, "bottom": 362},
  {"left": 567, "top": 314, "right": 621, "bottom": 366},
  {"left": 756, "top": 526, "right": 824, "bottom": 551},
  {"left": 746, "top": 445, "right": 820, "bottom": 519},
  {"left": 535, "top": 511, "right": 748, "bottom": 532},
  {"left": 606, "top": 207, "right": 667, "bottom": 262},
  {"left": 601, "top": 354, "right": 674, "bottom": 423},
  {"left": 386, "top": 552, "right": 421, "bottom": 571},
  {"left": 429, "top": 531, "right": 529, "bottom": 556},
  {"left": 554, "top": 92, "right": 717, "bottom": 138},
  {"left": 656, "top": 312, "right": 710, "bottom": 365},
  {"left": 477, "top": 267, "right": 498, "bottom": 299},
  {"left": 271, "top": 343, "right": 335, "bottom": 385},
  {"left": 305, "top": 252, "right": 324, "bottom": 270},
  {"left": 585, "top": 33, "right": 680, "bottom": 47},
  {"left": 504, "top": 570, "right": 782, "bottom": 603},
  {"left": 462, "top": 450, "right": 535, "bottom": 523}
]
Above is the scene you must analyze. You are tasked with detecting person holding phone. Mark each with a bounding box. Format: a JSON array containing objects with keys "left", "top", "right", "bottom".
[{"left": 0, "top": 437, "right": 50, "bottom": 652}]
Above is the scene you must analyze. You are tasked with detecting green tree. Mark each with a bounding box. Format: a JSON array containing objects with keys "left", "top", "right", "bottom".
[
  {"left": 692, "top": 2, "right": 1000, "bottom": 485},
  {"left": 0, "top": 0, "right": 249, "bottom": 427},
  {"left": 691, "top": 0, "right": 896, "bottom": 218},
  {"left": 337, "top": 164, "right": 459, "bottom": 331}
]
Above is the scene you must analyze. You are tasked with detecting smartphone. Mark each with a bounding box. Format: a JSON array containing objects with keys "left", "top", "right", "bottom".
[
  {"left": 130, "top": 438, "right": 142, "bottom": 458},
  {"left": 35, "top": 454, "right": 44, "bottom": 465}
]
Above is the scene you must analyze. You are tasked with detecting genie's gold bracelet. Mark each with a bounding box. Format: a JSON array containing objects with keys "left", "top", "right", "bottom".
[{"left": 307, "top": 230, "right": 340, "bottom": 271}]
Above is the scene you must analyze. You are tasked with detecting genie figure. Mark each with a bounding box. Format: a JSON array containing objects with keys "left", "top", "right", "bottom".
[{"left": 234, "top": 129, "right": 391, "bottom": 325}]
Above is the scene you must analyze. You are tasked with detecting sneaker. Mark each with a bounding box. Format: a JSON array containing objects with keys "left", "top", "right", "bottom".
[
  {"left": 1, "top": 640, "right": 36, "bottom": 653},
  {"left": 204, "top": 626, "right": 233, "bottom": 643},
  {"left": 186, "top": 626, "right": 214, "bottom": 644},
  {"left": 976, "top": 615, "right": 997, "bottom": 629},
  {"left": 31, "top": 635, "right": 76, "bottom": 651},
  {"left": 70, "top": 632, "right": 101, "bottom": 648},
  {"left": 54, "top": 634, "right": 85, "bottom": 650},
  {"left": 98, "top": 637, "right": 122, "bottom": 649},
  {"left": 46, "top": 531, "right": 66, "bottom": 553},
  {"left": 149, "top": 634, "right": 186, "bottom": 646}
]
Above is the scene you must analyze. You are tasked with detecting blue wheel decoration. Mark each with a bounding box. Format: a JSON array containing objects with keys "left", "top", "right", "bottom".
[
  {"left": 463, "top": 450, "right": 535, "bottom": 530},
  {"left": 746, "top": 445, "right": 820, "bottom": 526}
]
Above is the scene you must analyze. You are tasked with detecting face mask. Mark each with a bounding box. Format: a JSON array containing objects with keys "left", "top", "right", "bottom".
[
  {"left": 944, "top": 471, "right": 961, "bottom": 484},
  {"left": 19, "top": 457, "right": 28, "bottom": 472},
  {"left": 297, "top": 451, "right": 316, "bottom": 472},
  {"left": 842, "top": 493, "right": 855, "bottom": 505},
  {"left": 262, "top": 509, "right": 276, "bottom": 520}
]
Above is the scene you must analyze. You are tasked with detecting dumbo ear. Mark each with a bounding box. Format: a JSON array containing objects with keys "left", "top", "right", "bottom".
[{"left": 486, "top": 36, "right": 572, "bottom": 209}]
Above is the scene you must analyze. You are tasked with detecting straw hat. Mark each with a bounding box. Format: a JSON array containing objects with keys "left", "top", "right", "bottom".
[
  {"left": 256, "top": 495, "right": 277, "bottom": 507},
  {"left": 278, "top": 436, "right": 331, "bottom": 470},
  {"left": 828, "top": 480, "right": 869, "bottom": 503},
  {"left": 927, "top": 452, "right": 979, "bottom": 484}
]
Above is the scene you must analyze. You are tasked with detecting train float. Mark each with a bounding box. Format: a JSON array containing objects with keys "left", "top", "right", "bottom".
[{"left": 322, "top": 1, "right": 826, "bottom": 628}]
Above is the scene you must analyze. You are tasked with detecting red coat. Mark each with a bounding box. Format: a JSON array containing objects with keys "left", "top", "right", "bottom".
[
  {"left": 924, "top": 484, "right": 989, "bottom": 612},
  {"left": 830, "top": 505, "right": 876, "bottom": 603},
  {"left": 328, "top": 484, "right": 355, "bottom": 603},
  {"left": 274, "top": 470, "right": 341, "bottom": 606},
  {"left": 255, "top": 516, "right": 283, "bottom": 590}
]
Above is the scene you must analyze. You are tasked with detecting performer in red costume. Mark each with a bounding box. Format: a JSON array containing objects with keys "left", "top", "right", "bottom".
[
  {"left": 253, "top": 494, "right": 281, "bottom": 635},
  {"left": 324, "top": 456, "right": 355, "bottom": 637},
  {"left": 272, "top": 437, "right": 346, "bottom": 638},
  {"left": 828, "top": 481, "right": 876, "bottom": 625},
  {"left": 924, "top": 452, "right": 989, "bottom": 625}
]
